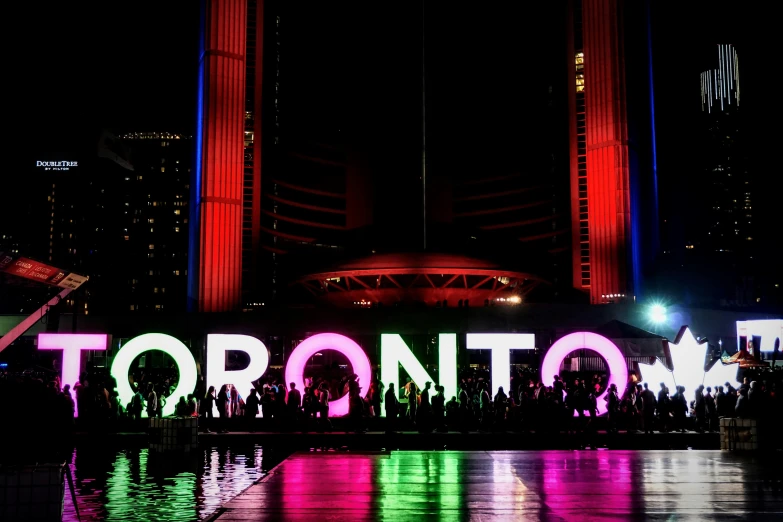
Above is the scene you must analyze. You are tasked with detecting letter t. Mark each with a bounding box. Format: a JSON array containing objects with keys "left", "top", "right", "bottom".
[
  {"left": 38, "top": 333, "right": 107, "bottom": 416},
  {"left": 466, "top": 333, "right": 535, "bottom": 397}
]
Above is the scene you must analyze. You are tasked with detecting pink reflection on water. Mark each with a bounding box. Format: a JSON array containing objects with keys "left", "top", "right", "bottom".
[{"left": 273, "top": 452, "right": 375, "bottom": 516}]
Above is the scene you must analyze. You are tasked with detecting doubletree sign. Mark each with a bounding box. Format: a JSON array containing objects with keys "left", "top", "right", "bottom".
[
  {"left": 36, "top": 160, "right": 78, "bottom": 171},
  {"left": 38, "top": 325, "right": 751, "bottom": 417}
]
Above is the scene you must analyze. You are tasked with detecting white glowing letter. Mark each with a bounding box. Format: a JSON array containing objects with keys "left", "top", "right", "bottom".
[
  {"left": 466, "top": 333, "right": 535, "bottom": 398},
  {"left": 38, "top": 333, "right": 107, "bottom": 417},
  {"left": 110, "top": 333, "right": 198, "bottom": 417},
  {"left": 379, "top": 333, "right": 457, "bottom": 417},
  {"left": 206, "top": 334, "right": 270, "bottom": 413},
  {"left": 736, "top": 319, "right": 783, "bottom": 353}
]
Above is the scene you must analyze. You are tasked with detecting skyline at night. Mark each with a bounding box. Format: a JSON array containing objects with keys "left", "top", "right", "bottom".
[{"left": 4, "top": 0, "right": 780, "bottom": 313}]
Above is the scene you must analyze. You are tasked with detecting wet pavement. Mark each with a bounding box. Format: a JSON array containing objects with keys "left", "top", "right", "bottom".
[
  {"left": 210, "top": 450, "right": 783, "bottom": 521},
  {"left": 62, "top": 446, "right": 287, "bottom": 521}
]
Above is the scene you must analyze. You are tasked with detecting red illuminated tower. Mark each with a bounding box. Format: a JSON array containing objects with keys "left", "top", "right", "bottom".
[
  {"left": 566, "top": 0, "right": 658, "bottom": 304},
  {"left": 188, "top": 0, "right": 247, "bottom": 312}
]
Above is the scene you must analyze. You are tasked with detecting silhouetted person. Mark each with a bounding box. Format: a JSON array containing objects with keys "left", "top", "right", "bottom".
[
  {"left": 407, "top": 382, "right": 418, "bottom": 424},
  {"left": 747, "top": 381, "right": 762, "bottom": 418},
  {"left": 694, "top": 385, "right": 706, "bottom": 433},
  {"left": 432, "top": 385, "right": 446, "bottom": 432},
  {"left": 217, "top": 384, "right": 229, "bottom": 433},
  {"left": 641, "top": 383, "right": 657, "bottom": 434},
  {"left": 657, "top": 383, "right": 669, "bottom": 432},
  {"left": 715, "top": 385, "right": 731, "bottom": 418},
  {"left": 735, "top": 387, "right": 749, "bottom": 418},
  {"left": 176, "top": 396, "right": 188, "bottom": 416},
  {"left": 145, "top": 383, "right": 157, "bottom": 419},
  {"left": 672, "top": 386, "right": 687, "bottom": 432},
  {"left": 494, "top": 386, "right": 508, "bottom": 430},
  {"left": 287, "top": 382, "right": 302, "bottom": 423},
  {"left": 201, "top": 386, "right": 216, "bottom": 432},
  {"left": 704, "top": 386, "right": 717, "bottom": 431},
  {"left": 245, "top": 389, "right": 259, "bottom": 432},
  {"left": 606, "top": 383, "right": 620, "bottom": 433},
  {"left": 417, "top": 382, "right": 432, "bottom": 433},
  {"left": 385, "top": 383, "right": 398, "bottom": 434}
]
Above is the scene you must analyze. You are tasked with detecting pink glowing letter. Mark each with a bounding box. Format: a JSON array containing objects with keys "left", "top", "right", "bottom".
[
  {"left": 284, "top": 333, "right": 372, "bottom": 417},
  {"left": 540, "top": 332, "right": 627, "bottom": 416},
  {"left": 38, "top": 333, "right": 107, "bottom": 417}
]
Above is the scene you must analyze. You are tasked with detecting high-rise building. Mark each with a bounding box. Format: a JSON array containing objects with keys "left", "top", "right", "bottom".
[
  {"left": 566, "top": 0, "right": 659, "bottom": 304},
  {"left": 192, "top": 1, "right": 376, "bottom": 311},
  {"left": 192, "top": 0, "right": 659, "bottom": 311},
  {"left": 117, "top": 132, "right": 192, "bottom": 313},
  {"left": 696, "top": 45, "right": 751, "bottom": 259},
  {"left": 661, "top": 44, "right": 758, "bottom": 307}
]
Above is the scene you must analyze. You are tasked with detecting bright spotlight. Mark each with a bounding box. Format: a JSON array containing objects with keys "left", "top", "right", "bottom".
[{"left": 649, "top": 304, "right": 667, "bottom": 324}]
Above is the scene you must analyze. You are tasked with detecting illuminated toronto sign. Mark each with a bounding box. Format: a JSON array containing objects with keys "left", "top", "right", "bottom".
[
  {"left": 36, "top": 160, "right": 78, "bottom": 171},
  {"left": 37, "top": 325, "right": 745, "bottom": 418}
]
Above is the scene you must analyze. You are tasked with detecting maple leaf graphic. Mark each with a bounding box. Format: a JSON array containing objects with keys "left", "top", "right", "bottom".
[{"left": 639, "top": 326, "right": 740, "bottom": 397}]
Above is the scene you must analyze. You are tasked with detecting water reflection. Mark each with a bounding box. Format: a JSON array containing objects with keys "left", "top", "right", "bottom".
[{"left": 62, "top": 446, "right": 281, "bottom": 521}]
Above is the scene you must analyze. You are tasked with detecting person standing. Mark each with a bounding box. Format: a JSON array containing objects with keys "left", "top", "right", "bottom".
[
  {"left": 287, "top": 382, "right": 302, "bottom": 426},
  {"left": 217, "top": 384, "right": 230, "bottom": 433},
  {"left": 694, "top": 385, "right": 706, "bottom": 433},
  {"left": 606, "top": 383, "right": 620, "bottom": 434},
  {"left": 318, "top": 381, "right": 332, "bottom": 431},
  {"left": 407, "top": 381, "right": 419, "bottom": 425},
  {"left": 641, "top": 383, "right": 657, "bottom": 434},
  {"left": 245, "top": 389, "right": 260, "bottom": 432},
  {"left": 201, "top": 386, "right": 216, "bottom": 432},
  {"left": 417, "top": 382, "right": 433, "bottom": 433},
  {"left": 385, "top": 383, "right": 399, "bottom": 434},
  {"left": 431, "top": 385, "right": 446, "bottom": 432},
  {"left": 145, "top": 383, "right": 157, "bottom": 419}
]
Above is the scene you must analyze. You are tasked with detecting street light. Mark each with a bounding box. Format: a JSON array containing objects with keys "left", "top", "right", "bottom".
[{"left": 649, "top": 304, "right": 667, "bottom": 324}]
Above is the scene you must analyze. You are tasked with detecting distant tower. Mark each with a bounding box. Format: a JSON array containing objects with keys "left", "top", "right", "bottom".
[
  {"left": 566, "top": 0, "right": 659, "bottom": 304},
  {"left": 697, "top": 45, "right": 750, "bottom": 258}
]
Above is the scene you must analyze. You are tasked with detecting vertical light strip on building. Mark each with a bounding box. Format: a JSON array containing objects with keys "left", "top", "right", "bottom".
[
  {"left": 581, "top": 0, "right": 631, "bottom": 304},
  {"left": 191, "top": 0, "right": 247, "bottom": 312}
]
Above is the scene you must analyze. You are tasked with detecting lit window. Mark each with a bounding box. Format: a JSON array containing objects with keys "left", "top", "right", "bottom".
[
  {"left": 161, "top": 167, "right": 165, "bottom": 173},
  {"left": 174, "top": 209, "right": 181, "bottom": 215},
  {"left": 174, "top": 227, "right": 180, "bottom": 233},
  {"left": 148, "top": 218, "right": 154, "bottom": 224},
  {"left": 149, "top": 244, "right": 154, "bottom": 249},
  {"left": 124, "top": 235, "right": 130, "bottom": 241},
  {"left": 154, "top": 287, "right": 159, "bottom": 293},
  {"left": 173, "top": 270, "right": 180, "bottom": 276},
  {"left": 130, "top": 305, "right": 135, "bottom": 311},
  {"left": 149, "top": 270, "right": 154, "bottom": 275}
]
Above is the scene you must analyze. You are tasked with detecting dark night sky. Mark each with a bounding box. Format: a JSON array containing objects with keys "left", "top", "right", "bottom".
[{"left": 6, "top": 1, "right": 778, "bottom": 265}]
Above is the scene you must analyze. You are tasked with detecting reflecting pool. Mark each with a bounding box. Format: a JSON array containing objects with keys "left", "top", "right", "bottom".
[{"left": 62, "top": 446, "right": 285, "bottom": 521}]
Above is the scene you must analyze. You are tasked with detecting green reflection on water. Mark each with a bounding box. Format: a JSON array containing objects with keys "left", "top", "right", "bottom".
[
  {"left": 376, "top": 451, "right": 466, "bottom": 521},
  {"left": 105, "top": 451, "right": 197, "bottom": 522},
  {"left": 64, "top": 446, "right": 271, "bottom": 522}
]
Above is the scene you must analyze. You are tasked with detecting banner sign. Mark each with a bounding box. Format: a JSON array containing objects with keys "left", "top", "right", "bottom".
[{"left": 0, "top": 252, "right": 87, "bottom": 289}]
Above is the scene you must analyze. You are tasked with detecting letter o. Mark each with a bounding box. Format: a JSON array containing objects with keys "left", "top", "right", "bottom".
[
  {"left": 284, "top": 333, "right": 372, "bottom": 417},
  {"left": 111, "top": 333, "right": 198, "bottom": 417},
  {"left": 540, "top": 332, "right": 627, "bottom": 416}
]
